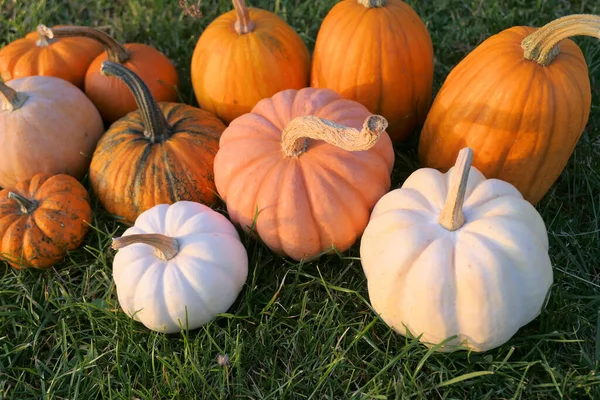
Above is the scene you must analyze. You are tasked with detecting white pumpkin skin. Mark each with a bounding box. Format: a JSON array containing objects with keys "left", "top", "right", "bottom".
[
  {"left": 112, "top": 201, "right": 248, "bottom": 333},
  {"left": 0, "top": 76, "right": 104, "bottom": 189},
  {"left": 360, "top": 164, "right": 553, "bottom": 352}
]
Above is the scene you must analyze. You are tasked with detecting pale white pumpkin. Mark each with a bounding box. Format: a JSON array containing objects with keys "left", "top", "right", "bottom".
[
  {"left": 111, "top": 201, "right": 248, "bottom": 333},
  {"left": 360, "top": 148, "right": 553, "bottom": 352}
]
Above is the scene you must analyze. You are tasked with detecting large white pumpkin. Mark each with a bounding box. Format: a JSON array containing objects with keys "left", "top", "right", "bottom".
[
  {"left": 112, "top": 201, "right": 248, "bottom": 333},
  {"left": 360, "top": 148, "right": 553, "bottom": 352}
]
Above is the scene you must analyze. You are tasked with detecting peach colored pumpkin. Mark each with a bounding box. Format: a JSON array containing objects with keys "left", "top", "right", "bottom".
[
  {"left": 0, "top": 76, "right": 104, "bottom": 190},
  {"left": 214, "top": 87, "right": 395, "bottom": 261}
]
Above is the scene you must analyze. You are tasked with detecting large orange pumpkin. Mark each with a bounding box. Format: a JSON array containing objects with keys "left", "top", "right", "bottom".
[
  {"left": 39, "top": 25, "right": 179, "bottom": 124},
  {"left": 0, "top": 25, "right": 104, "bottom": 88},
  {"left": 214, "top": 87, "right": 395, "bottom": 261},
  {"left": 419, "top": 14, "right": 599, "bottom": 205},
  {"left": 310, "top": 0, "right": 434, "bottom": 142},
  {"left": 89, "top": 62, "right": 225, "bottom": 224},
  {"left": 190, "top": 0, "right": 311, "bottom": 124},
  {"left": 0, "top": 173, "right": 93, "bottom": 269}
]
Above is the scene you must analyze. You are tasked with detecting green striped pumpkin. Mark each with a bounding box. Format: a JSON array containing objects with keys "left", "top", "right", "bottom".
[{"left": 89, "top": 62, "right": 225, "bottom": 223}]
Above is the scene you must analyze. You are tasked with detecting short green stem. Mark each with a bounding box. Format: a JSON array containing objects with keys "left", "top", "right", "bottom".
[
  {"left": 0, "top": 82, "right": 28, "bottom": 112},
  {"left": 8, "top": 192, "right": 39, "bottom": 214},
  {"left": 358, "top": 0, "right": 386, "bottom": 7}
]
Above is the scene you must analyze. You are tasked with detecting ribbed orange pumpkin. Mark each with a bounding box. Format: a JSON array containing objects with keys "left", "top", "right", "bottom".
[
  {"left": 419, "top": 14, "right": 599, "bottom": 205},
  {"left": 0, "top": 173, "right": 93, "bottom": 269},
  {"left": 89, "top": 62, "right": 225, "bottom": 224},
  {"left": 214, "top": 87, "right": 395, "bottom": 261},
  {"left": 39, "top": 25, "right": 179, "bottom": 124},
  {"left": 311, "top": 0, "right": 434, "bottom": 142},
  {"left": 0, "top": 25, "right": 104, "bottom": 88},
  {"left": 190, "top": 0, "right": 311, "bottom": 124}
]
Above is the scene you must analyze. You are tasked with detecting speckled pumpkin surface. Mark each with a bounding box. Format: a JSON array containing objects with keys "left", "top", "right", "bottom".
[
  {"left": 0, "top": 173, "right": 93, "bottom": 269},
  {"left": 89, "top": 102, "right": 225, "bottom": 224}
]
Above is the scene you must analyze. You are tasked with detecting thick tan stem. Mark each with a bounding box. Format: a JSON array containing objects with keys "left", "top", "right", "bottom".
[
  {"left": 38, "top": 24, "right": 130, "bottom": 63},
  {"left": 521, "top": 14, "right": 600, "bottom": 66},
  {"left": 358, "top": 0, "right": 386, "bottom": 7},
  {"left": 0, "top": 82, "right": 28, "bottom": 112},
  {"left": 112, "top": 233, "right": 179, "bottom": 261},
  {"left": 36, "top": 24, "right": 53, "bottom": 47},
  {"left": 281, "top": 115, "right": 387, "bottom": 157},
  {"left": 232, "top": 0, "right": 255, "bottom": 34},
  {"left": 8, "top": 192, "right": 38, "bottom": 214},
  {"left": 438, "top": 148, "right": 473, "bottom": 231}
]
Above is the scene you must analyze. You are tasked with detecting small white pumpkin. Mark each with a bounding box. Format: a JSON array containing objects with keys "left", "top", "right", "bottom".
[
  {"left": 360, "top": 148, "right": 553, "bottom": 352},
  {"left": 111, "top": 201, "right": 248, "bottom": 333}
]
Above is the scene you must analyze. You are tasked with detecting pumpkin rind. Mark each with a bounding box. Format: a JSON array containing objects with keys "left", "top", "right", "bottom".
[
  {"left": 0, "top": 25, "right": 104, "bottom": 88},
  {"left": 418, "top": 25, "right": 591, "bottom": 205},
  {"left": 360, "top": 149, "right": 553, "bottom": 352},
  {"left": 214, "top": 87, "right": 395, "bottom": 261},
  {"left": 0, "top": 173, "right": 93, "bottom": 269},
  {"left": 191, "top": 4, "right": 311, "bottom": 124},
  {"left": 112, "top": 201, "right": 249, "bottom": 333},
  {"left": 89, "top": 101, "right": 224, "bottom": 223},
  {"left": 0, "top": 76, "right": 105, "bottom": 190},
  {"left": 311, "top": 0, "right": 434, "bottom": 142}
]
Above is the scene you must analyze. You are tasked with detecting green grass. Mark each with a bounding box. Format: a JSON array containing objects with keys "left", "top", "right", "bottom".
[{"left": 1, "top": 0, "right": 600, "bottom": 398}]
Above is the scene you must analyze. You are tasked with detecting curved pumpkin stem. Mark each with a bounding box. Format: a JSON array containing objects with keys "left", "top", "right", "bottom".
[
  {"left": 281, "top": 115, "right": 387, "bottom": 157},
  {"left": 38, "top": 24, "right": 130, "bottom": 64},
  {"left": 232, "top": 0, "right": 255, "bottom": 34},
  {"left": 112, "top": 233, "right": 179, "bottom": 261},
  {"left": 358, "top": 0, "right": 386, "bottom": 7},
  {"left": 100, "top": 61, "right": 173, "bottom": 143},
  {"left": 521, "top": 14, "right": 600, "bottom": 66},
  {"left": 438, "top": 148, "right": 473, "bottom": 231},
  {"left": 8, "top": 192, "right": 39, "bottom": 214},
  {"left": 0, "top": 81, "right": 28, "bottom": 112}
]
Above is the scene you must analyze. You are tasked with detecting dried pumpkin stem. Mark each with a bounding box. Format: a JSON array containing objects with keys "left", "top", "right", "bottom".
[
  {"left": 438, "top": 148, "right": 473, "bottom": 231},
  {"left": 112, "top": 234, "right": 179, "bottom": 261},
  {"left": 0, "top": 82, "right": 28, "bottom": 112},
  {"left": 232, "top": 0, "right": 255, "bottom": 34},
  {"left": 281, "top": 115, "right": 387, "bottom": 157},
  {"left": 100, "top": 61, "right": 173, "bottom": 143},
  {"left": 38, "top": 24, "right": 130, "bottom": 63},
  {"left": 357, "top": 0, "right": 386, "bottom": 7},
  {"left": 521, "top": 14, "right": 600, "bottom": 66},
  {"left": 8, "top": 192, "right": 39, "bottom": 214},
  {"left": 36, "top": 24, "right": 54, "bottom": 47}
]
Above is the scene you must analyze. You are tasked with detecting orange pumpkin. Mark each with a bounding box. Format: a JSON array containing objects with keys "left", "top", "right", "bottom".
[
  {"left": 214, "top": 87, "right": 395, "bottom": 261},
  {"left": 310, "top": 0, "right": 434, "bottom": 142},
  {"left": 89, "top": 62, "right": 225, "bottom": 224},
  {"left": 190, "top": 0, "right": 311, "bottom": 124},
  {"left": 0, "top": 25, "right": 104, "bottom": 88},
  {"left": 39, "top": 25, "right": 179, "bottom": 124},
  {"left": 418, "top": 14, "right": 599, "bottom": 205},
  {"left": 0, "top": 173, "right": 93, "bottom": 269}
]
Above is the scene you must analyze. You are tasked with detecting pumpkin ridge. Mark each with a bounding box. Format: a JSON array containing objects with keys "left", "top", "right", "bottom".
[
  {"left": 166, "top": 257, "right": 214, "bottom": 322},
  {"left": 132, "top": 145, "right": 156, "bottom": 216},
  {"left": 294, "top": 161, "right": 322, "bottom": 251}
]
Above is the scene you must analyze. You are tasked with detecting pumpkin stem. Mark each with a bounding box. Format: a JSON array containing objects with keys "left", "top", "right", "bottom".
[
  {"left": 232, "top": 0, "right": 255, "bottom": 34},
  {"left": 8, "top": 192, "right": 39, "bottom": 214},
  {"left": 521, "top": 14, "right": 600, "bottom": 66},
  {"left": 112, "top": 234, "right": 179, "bottom": 261},
  {"left": 0, "top": 82, "right": 28, "bottom": 112},
  {"left": 38, "top": 24, "right": 131, "bottom": 64},
  {"left": 100, "top": 61, "right": 173, "bottom": 143},
  {"left": 281, "top": 115, "right": 387, "bottom": 157},
  {"left": 357, "top": 0, "right": 386, "bottom": 7},
  {"left": 438, "top": 147, "right": 473, "bottom": 231},
  {"left": 36, "top": 24, "right": 54, "bottom": 47}
]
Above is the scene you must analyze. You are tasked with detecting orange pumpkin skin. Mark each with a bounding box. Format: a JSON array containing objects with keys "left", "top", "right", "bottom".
[
  {"left": 214, "top": 88, "right": 395, "bottom": 261},
  {"left": 310, "top": 0, "right": 434, "bottom": 142},
  {"left": 89, "top": 102, "right": 225, "bottom": 223},
  {"left": 0, "top": 26, "right": 104, "bottom": 88},
  {"left": 191, "top": 7, "right": 311, "bottom": 124},
  {"left": 85, "top": 43, "right": 179, "bottom": 123},
  {"left": 0, "top": 173, "right": 93, "bottom": 269},
  {"left": 418, "top": 26, "right": 591, "bottom": 205}
]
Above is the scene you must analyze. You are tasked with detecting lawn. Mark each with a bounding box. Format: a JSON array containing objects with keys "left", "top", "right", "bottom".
[{"left": 1, "top": 0, "right": 600, "bottom": 398}]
